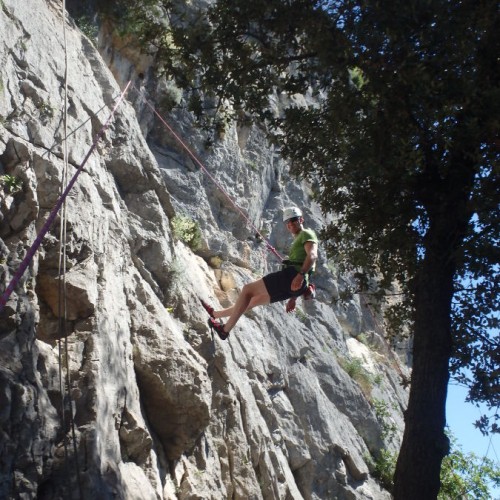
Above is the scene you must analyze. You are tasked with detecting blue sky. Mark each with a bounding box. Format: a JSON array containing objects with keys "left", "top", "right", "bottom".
[{"left": 446, "top": 381, "right": 500, "bottom": 499}]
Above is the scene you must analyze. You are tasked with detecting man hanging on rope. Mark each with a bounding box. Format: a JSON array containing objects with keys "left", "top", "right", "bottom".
[{"left": 200, "top": 207, "right": 318, "bottom": 340}]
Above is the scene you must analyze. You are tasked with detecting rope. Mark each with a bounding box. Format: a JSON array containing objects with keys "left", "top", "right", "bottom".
[
  {"left": 135, "top": 86, "right": 284, "bottom": 263},
  {"left": 44, "top": 98, "right": 119, "bottom": 157},
  {"left": 58, "top": 2, "right": 83, "bottom": 497},
  {"left": 58, "top": 0, "right": 70, "bottom": 481},
  {"left": 0, "top": 80, "right": 132, "bottom": 313}
]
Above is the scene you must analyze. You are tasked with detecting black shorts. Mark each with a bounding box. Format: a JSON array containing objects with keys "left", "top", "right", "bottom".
[{"left": 263, "top": 266, "right": 307, "bottom": 303}]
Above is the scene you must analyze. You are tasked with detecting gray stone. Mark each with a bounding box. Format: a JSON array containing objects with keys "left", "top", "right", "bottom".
[{"left": 0, "top": 1, "right": 409, "bottom": 498}]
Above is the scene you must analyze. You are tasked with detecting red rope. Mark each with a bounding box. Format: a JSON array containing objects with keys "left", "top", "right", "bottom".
[
  {"left": 0, "top": 81, "right": 132, "bottom": 313},
  {"left": 137, "top": 88, "right": 284, "bottom": 263}
]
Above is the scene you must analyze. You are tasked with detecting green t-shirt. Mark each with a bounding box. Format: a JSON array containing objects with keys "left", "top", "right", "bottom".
[{"left": 288, "top": 228, "right": 318, "bottom": 272}]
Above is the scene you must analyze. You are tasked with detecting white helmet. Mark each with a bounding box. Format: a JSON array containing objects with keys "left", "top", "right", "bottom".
[{"left": 282, "top": 207, "right": 303, "bottom": 222}]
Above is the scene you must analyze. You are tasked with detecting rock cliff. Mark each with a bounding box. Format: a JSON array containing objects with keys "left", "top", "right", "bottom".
[{"left": 0, "top": 1, "right": 409, "bottom": 498}]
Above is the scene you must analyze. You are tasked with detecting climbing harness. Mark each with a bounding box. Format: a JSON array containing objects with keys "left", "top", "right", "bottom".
[
  {"left": 0, "top": 80, "right": 132, "bottom": 313},
  {"left": 281, "top": 259, "right": 316, "bottom": 299}
]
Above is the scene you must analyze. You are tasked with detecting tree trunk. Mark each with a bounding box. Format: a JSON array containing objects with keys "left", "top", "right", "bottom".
[
  {"left": 393, "top": 260, "right": 452, "bottom": 497},
  {"left": 393, "top": 210, "right": 463, "bottom": 498},
  {"left": 393, "top": 149, "right": 476, "bottom": 498}
]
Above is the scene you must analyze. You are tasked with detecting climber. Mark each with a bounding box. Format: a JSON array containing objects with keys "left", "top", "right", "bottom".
[{"left": 201, "top": 207, "right": 318, "bottom": 340}]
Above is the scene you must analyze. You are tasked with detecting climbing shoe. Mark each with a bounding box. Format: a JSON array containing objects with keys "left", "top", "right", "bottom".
[
  {"left": 208, "top": 317, "right": 229, "bottom": 341},
  {"left": 199, "top": 297, "right": 215, "bottom": 318},
  {"left": 303, "top": 284, "right": 316, "bottom": 301}
]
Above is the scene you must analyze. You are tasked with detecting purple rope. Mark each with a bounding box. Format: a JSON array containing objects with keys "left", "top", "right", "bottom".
[{"left": 0, "top": 81, "right": 132, "bottom": 313}]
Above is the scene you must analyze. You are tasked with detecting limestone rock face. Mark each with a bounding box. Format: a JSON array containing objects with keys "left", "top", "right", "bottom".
[{"left": 0, "top": 1, "right": 409, "bottom": 499}]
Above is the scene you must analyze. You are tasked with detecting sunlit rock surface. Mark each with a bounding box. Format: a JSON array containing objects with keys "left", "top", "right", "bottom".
[{"left": 0, "top": 1, "right": 409, "bottom": 498}]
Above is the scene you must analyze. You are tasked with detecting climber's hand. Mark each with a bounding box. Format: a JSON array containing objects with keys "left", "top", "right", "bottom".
[{"left": 286, "top": 297, "right": 297, "bottom": 313}]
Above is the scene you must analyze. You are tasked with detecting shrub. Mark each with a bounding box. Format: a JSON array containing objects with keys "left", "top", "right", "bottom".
[
  {"left": 372, "top": 398, "right": 398, "bottom": 442},
  {"left": 339, "top": 355, "right": 373, "bottom": 397},
  {"left": 367, "top": 434, "right": 500, "bottom": 498},
  {"left": 171, "top": 215, "right": 202, "bottom": 251},
  {"left": 159, "top": 80, "right": 183, "bottom": 111},
  {"left": 372, "top": 449, "right": 397, "bottom": 491},
  {"left": 75, "top": 15, "right": 99, "bottom": 43},
  {"left": 0, "top": 175, "right": 22, "bottom": 194}
]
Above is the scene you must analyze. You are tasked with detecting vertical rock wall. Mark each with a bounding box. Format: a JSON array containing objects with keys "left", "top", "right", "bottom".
[{"left": 0, "top": 1, "right": 409, "bottom": 499}]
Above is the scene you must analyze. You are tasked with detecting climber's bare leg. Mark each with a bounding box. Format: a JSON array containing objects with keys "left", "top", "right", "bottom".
[
  {"left": 214, "top": 293, "right": 270, "bottom": 319},
  {"left": 214, "top": 279, "right": 270, "bottom": 332}
]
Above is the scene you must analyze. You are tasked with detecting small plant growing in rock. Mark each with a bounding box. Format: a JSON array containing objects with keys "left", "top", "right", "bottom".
[
  {"left": 356, "top": 332, "right": 374, "bottom": 349},
  {"left": 295, "top": 307, "right": 307, "bottom": 323},
  {"left": 159, "top": 80, "right": 183, "bottom": 112},
  {"left": 171, "top": 215, "right": 202, "bottom": 251},
  {"left": 338, "top": 355, "right": 373, "bottom": 397},
  {"left": 76, "top": 15, "right": 99, "bottom": 44},
  {"left": 244, "top": 158, "right": 259, "bottom": 171},
  {"left": 38, "top": 100, "right": 54, "bottom": 120},
  {"left": 370, "top": 449, "right": 397, "bottom": 491},
  {"left": 372, "top": 398, "right": 398, "bottom": 442},
  {"left": 17, "top": 39, "right": 27, "bottom": 52},
  {"left": 165, "top": 258, "right": 184, "bottom": 291},
  {"left": 1, "top": 174, "right": 22, "bottom": 194}
]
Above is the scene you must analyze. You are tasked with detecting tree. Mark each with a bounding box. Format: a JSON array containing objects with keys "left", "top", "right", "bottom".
[
  {"left": 368, "top": 433, "right": 500, "bottom": 498},
  {"left": 439, "top": 435, "right": 500, "bottom": 500},
  {"left": 108, "top": 0, "right": 499, "bottom": 498}
]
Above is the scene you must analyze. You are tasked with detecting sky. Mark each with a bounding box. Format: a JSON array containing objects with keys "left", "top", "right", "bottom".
[{"left": 446, "top": 381, "right": 500, "bottom": 499}]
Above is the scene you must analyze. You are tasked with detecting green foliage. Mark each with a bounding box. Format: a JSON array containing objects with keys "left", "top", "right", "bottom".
[
  {"left": 152, "top": 0, "right": 499, "bottom": 432},
  {"left": 171, "top": 214, "right": 202, "bottom": 251},
  {"left": 338, "top": 355, "right": 373, "bottom": 397},
  {"left": 348, "top": 67, "right": 368, "bottom": 91},
  {"left": 38, "top": 100, "right": 54, "bottom": 120},
  {"left": 438, "top": 437, "right": 500, "bottom": 500},
  {"left": 17, "top": 39, "right": 27, "bottom": 53},
  {"left": 244, "top": 158, "right": 259, "bottom": 171},
  {"left": 0, "top": 174, "right": 22, "bottom": 194},
  {"left": 159, "top": 80, "right": 183, "bottom": 112},
  {"left": 75, "top": 15, "right": 99, "bottom": 43},
  {"left": 370, "top": 449, "right": 397, "bottom": 492},
  {"left": 356, "top": 332, "right": 378, "bottom": 350},
  {"left": 372, "top": 398, "right": 398, "bottom": 443},
  {"left": 368, "top": 436, "right": 500, "bottom": 498},
  {"left": 356, "top": 332, "right": 368, "bottom": 345},
  {"left": 294, "top": 306, "right": 307, "bottom": 323},
  {"left": 113, "top": 0, "right": 499, "bottom": 435}
]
